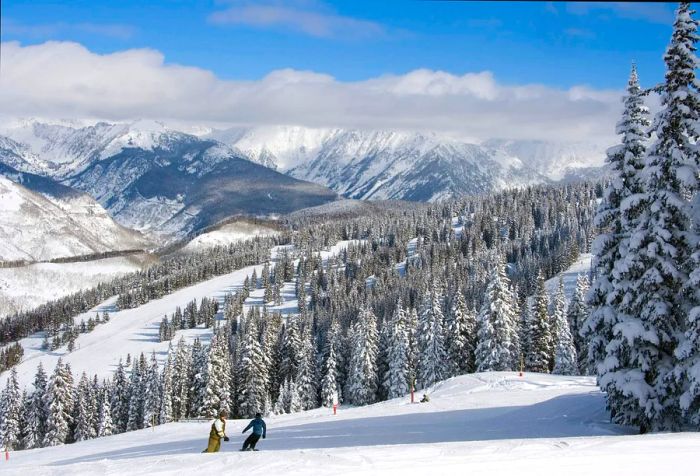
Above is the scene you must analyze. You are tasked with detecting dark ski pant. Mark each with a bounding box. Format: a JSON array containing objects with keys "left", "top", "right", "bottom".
[{"left": 242, "top": 433, "right": 261, "bottom": 450}]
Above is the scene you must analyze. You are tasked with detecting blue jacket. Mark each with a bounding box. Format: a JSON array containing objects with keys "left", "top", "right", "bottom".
[{"left": 243, "top": 417, "right": 266, "bottom": 437}]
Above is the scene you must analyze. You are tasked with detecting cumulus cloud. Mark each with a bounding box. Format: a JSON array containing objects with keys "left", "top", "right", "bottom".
[
  {"left": 208, "top": 1, "right": 385, "bottom": 39},
  {"left": 0, "top": 41, "right": 623, "bottom": 143}
]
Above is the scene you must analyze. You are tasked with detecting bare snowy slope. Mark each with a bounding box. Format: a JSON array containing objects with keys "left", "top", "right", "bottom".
[
  {"left": 0, "top": 175, "right": 150, "bottom": 262},
  {"left": 5, "top": 372, "right": 697, "bottom": 476}
]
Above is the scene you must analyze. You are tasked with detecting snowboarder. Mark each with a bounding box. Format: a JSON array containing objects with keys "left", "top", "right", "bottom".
[
  {"left": 241, "top": 413, "right": 267, "bottom": 451},
  {"left": 203, "top": 410, "right": 229, "bottom": 453},
  {"left": 420, "top": 394, "right": 430, "bottom": 403}
]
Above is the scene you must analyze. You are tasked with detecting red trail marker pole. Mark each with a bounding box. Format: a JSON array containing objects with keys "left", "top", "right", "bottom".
[{"left": 5, "top": 448, "right": 8, "bottom": 461}]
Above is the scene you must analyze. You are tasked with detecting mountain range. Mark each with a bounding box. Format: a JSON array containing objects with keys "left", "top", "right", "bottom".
[{"left": 0, "top": 118, "right": 608, "bottom": 257}]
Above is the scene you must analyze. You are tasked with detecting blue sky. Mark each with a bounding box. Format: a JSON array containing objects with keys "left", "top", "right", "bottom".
[{"left": 2, "top": 1, "right": 677, "bottom": 89}]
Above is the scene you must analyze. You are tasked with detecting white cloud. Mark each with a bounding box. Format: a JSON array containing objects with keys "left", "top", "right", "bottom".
[
  {"left": 0, "top": 41, "right": 624, "bottom": 143},
  {"left": 208, "top": 1, "right": 385, "bottom": 39},
  {"left": 2, "top": 19, "right": 136, "bottom": 40}
]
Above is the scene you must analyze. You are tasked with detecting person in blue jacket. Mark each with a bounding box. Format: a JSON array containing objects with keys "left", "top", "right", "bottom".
[{"left": 241, "top": 412, "right": 267, "bottom": 451}]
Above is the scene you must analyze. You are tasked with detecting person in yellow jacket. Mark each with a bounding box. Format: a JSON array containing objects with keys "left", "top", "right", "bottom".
[{"left": 203, "top": 409, "right": 230, "bottom": 453}]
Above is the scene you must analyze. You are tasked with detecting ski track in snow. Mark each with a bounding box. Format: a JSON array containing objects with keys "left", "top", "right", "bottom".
[{"left": 3, "top": 372, "right": 697, "bottom": 476}]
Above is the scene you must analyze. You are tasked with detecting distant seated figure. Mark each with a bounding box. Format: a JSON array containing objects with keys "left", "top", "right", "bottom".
[{"left": 420, "top": 394, "right": 430, "bottom": 403}]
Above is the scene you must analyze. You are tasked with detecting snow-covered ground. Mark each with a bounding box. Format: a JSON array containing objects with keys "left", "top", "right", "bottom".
[
  {"left": 0, "top": 254, "right": 151, "bottom": 314},
  {"left": 180, "top": 221, "right": 280, "bottom": 253},
  {"left": 1, "top": 240, "right": 361, "bottom": 388},
  {"left": 4, "top": 372, "right": 697, "bottom": 476},
  {"left": 545, "top": 253, "right": 593, "bottom": 301}
]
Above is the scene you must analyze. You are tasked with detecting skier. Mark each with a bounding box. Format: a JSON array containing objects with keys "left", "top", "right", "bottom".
[
  {"left": 241, "top": 412, "right": 267, "bottom": 451},
  {"left": 203, "top": 409, "right": 230, "bottom": 453}
]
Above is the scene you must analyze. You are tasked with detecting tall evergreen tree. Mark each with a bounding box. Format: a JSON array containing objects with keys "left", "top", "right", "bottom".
[
  {"left": 236, "top": 321, "right": 268, "bottom": 418},
  {"left": 201, "top": 332, "right": 232, "bottom": 418},
  {"left": 612, "top": 5, "right": 698, "bottom": 431},
  {"left": 666, "top": 2, "right": 700, "bottom": 428},
  {"left": 24, "top": 363, "right": 48, "bottom": 449},
  {"left": 585, "top": 63, "right": 650, "bottom": 382},
  {"left": 98, "top": 388, "right": 114, "bottom": 437},
  {"left": 74, "top": 373, "right": 97, "bottom": 442},
  {"left": 475, "top": 258, "right": 517, "bottom": 372},
  {"left": 143, "top": 353, "right": 162, "bottom": 428},
  {"left": 445, "top": 291, "right": 476, "bottom": 375},
  {"left": 417, "top": 284, "right": 448, "bottom": 387},
  {"left": 126, "top": 355, "right": 145, "bottom": 431},
  {"left": 43, "top": 359, "right": 74, "bottom": 447},
  {"left": 552, "top": 279, "right": 578, "bottom": 375},
  {"left": 347, "top": 305, "right": 379, "bottom": 405},
  {"left": 526, "top": 272, "right": 552, "bottom": 373},
  {"left": 567, "top": 275, "right": 590, "bottom": 373},
  {"left": 296, "top": 320, "right": 319, "bottom": 410},
  {"left": 384, "top": 299, "right": 411, "bottom": 399},
  {"left": 0, "top": 368, "right": 22, "bottom": 450}
]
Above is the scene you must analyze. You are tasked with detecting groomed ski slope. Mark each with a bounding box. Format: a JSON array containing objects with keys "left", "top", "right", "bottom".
[
  {"left": 4, "top": 372, "right": 698, "bottom": 476},
  {"left": 2, "top": 240, "right": 361, "bottom": 388}
]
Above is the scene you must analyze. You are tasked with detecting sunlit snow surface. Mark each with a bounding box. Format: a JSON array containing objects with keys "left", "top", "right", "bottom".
[{"left": 4, "top": 372, "right": 698, "bottom": 476}]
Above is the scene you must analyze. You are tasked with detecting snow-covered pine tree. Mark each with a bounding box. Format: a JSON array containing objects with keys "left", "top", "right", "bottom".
[
  {"left": 24, "top": 363, "right": 48, "bottom": 449},
  {"left": 519, "top": 301, "right": 533, "bottom": 372},
  {"left": 406, "top": 306, "right": 419, "bottom": 390},
  {"left": 552, "top": 279, "right": 578, "bottom": 375},
  {"left": 567, "top": 275, "right": 590, "bottom": 374},
  {"left": 296, "top": 319, "right": 319, "bottom": 410},
  {"left": 475, "top": 257, "right": 517, "bottom": 372},
  {"left": 187, "top": 339, "right": 207, "bottom": 418},
  {"left": 611, "top": 5, "right": 699, "bottom": 431},
  {"left": 279, "top": 320, "right": 302, "bottom": 385},
  {"left": 526, "top": 272, "right": 552, "bottom": 373},
  {"left": 320, "top": 319, "right": 342, "bottom": 407},
  {"left": 160, "top": 348, "right": 174, "bottom": 424},
  {"left": 0, "top": 368, "right": 22, "bottom": 450},
  {"left": 236, "top": 320, "right": 268, "bottom": 418},
  {"left": 98, "top": 387, "right": 114, "bottom": 437},
  {"left": 143, "top": 353, "right": 162, "bottom": 427},
  {"left": 288, "top": 379, "right": 302, "bottom": 413},
  {"left": 417, "top": 283, "right": 448, "bottom": 387},
  {"left": 273, "top": 381, "right": 289, "bottom": 414},
  {"left": 126, "top": 355, "right": 145, "bottom": 431},
  {"left": 585, "top": 63, "right": 650, "bottom": 383},
  {"left": 445, "top": 291, "right": 476, "bottom": 375},
  {"left": 384, "top": 298, "right": 411, "bottom": 399},
  {"left": 665, "top": 2, "right": 700, "bottom": 429},
  {"left": 201, "top": 332, "right": 232, "bottom": 418},
  {"left": 74, "top": 372, "right": 97, "bottom": 442},
  {"left": 346, "top": 305, "right": 379, "bottom": 405},
  {"left": 171, "top": 338, "right": 191, "bottom": 421},
  {"left": 377, "top": 316, "right": 391, "bottom": 401},
  {"left": 43, "top": 359, "right": 74, "bottom": 447},
  {"left": 110, "top": 359, "right": 128, "bottom": 433},
  {"left": 18, "top": 390, "right": 30, "bottom": 450}
]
